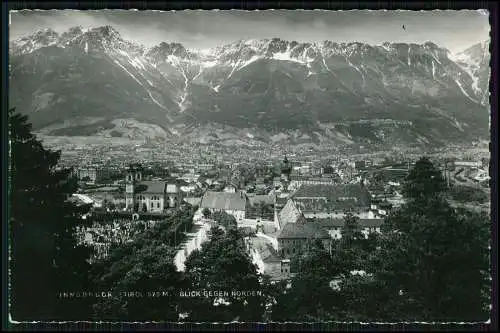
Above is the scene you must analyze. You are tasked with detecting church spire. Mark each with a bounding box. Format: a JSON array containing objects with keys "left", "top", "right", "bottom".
[{"left": 281, "top": 154, "right": 292, "bottom": 182}]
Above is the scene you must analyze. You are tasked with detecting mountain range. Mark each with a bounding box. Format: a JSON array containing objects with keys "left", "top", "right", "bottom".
[{"left": 9, "top": 26, "right": 491, "bottom": 147}]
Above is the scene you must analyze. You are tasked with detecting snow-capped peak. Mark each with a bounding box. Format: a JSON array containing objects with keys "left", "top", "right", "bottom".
[
  {"left": 449, "top": 40, "right": 490, "bottom": 96},
  {"left": 10, "top": 29, "right": 60, "bottom": 55},
  {"left": 10, "top": 25, "right": 145, "bottom": 57}
]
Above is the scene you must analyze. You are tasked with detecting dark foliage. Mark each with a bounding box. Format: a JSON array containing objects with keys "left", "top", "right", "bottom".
[
  {"left": 90, "top": 206, "right": 196, "bottom": 321},
  {"left": 9, "top": 108, "right": 93, "bottom": 320},
  {"left": 183, "top": 226, "right": 266, "bottom": 322}
]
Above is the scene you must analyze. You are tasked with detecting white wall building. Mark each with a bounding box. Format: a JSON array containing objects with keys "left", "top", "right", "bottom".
[{"left": 200, "top": 191, "right": 247, "bottom": 221}]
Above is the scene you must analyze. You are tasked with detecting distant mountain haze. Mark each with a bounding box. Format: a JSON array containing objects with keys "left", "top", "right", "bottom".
[{"left": 9, "top": 26, "right": 490, "bottom": 147}]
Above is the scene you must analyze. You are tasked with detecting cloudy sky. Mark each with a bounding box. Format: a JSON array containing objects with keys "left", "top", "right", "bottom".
[{"left": 10, "top": 9, "right": 490, "bottom": 53}]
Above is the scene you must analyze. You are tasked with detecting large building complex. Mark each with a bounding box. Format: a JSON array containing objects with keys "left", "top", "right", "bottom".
[{"left": 125, "top": 164, "right": 183, "bottom": 213}]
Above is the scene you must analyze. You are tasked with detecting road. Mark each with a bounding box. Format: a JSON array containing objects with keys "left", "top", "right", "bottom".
[
  {"left": 173, "top": 210, "right": 213, "bottom": 271},
  {"left": 451, "top": 168, "right": 489, "bottom": 193}
]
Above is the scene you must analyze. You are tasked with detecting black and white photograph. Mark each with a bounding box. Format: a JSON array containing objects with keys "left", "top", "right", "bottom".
[{"left": 6, "top": 8, "right": 494, "bottom": 326}]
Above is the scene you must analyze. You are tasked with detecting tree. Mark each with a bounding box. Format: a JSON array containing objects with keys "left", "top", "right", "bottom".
[
  {"left": 91, "top": 241, "right": 184, "bottom": 321},
  {"left": 332, "top": 213, "right": 367, "bottom": 275},
  {"left": 9, "top": 108, "right": 93, "bottom": 320},
  {"left": 370, "top": 158, "right": 490, "bottom": 321},
  {"left": 202, "top": 207, "right": 211, "bottom": 219},
  {"left": 402, "top": 156, "right": 446, "bottom": 201},
  {"left": 183, "top": 226, "right": 265, "bottom": 322},
  {"left": 212, "top": 211, "right": 237, "bottom": 230},
  {"left": 325, "top": 215, "right": 382, "bottom": 321},
  {"left": 91, "top": 207, "right": 196, "bottom": 321},
  {"left": 272, "top": 239, "right": 340, "bottom": 322},
  {"left": 448, "top": 185, "right": 488, "bottom": 204},
  {"left": 254, "top": 201, "right": 274, "bottom": 220},
  {"left": 323, "top": 165, "right": 334, "bottom": 174},
  {"left": 107, "top": 201, "right": 116, "bottom": 211}
]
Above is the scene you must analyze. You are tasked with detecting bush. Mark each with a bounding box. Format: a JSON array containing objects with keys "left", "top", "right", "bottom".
[
  {"left": 212, "top": 211, "right": 237, "bottom": 230},
  {"left": 202, "top": 208, "right": 211, "bottom": 218}
]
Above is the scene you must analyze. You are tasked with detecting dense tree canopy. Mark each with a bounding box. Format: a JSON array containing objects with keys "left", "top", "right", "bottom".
[
  {"left": 369, "top": 157, "right": 490, "bottom": 321},
  {"left": 448, "top": 185, "right": 489, "bottom": 204},
  {"left": 373, "top": 197, "right": 490, "bottom": 321},
  {"left": 402, "top": 156, "right": 447, "bottom": 200},
  {"left": 90, "top": 207, "right": 196, "bottom": 321},
  {"left": 91, "top": 241, "right": 184, "bottom": 321},
  {"left": 9, "top": 108, "right": 93, "bottom": 320},
  {"left": 212, "top": 210, "right": 238, "bottom": 230},
  {"left": 183, "top": 226, "right": 265, "bottom": 322},
  {"left": 272, "top": 239, "right": 340, "bottom": 322},
  {"left": 332, "top": 214, "right": 379, "bottom": 275}
]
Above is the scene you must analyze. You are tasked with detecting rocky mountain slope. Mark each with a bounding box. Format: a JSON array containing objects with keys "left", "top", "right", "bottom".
[
  {"left": 450, "top": 41, "right": 490, "bottom": 106},
  {"left": 9, "top": 26, "right": 491, "bottom": 147}
]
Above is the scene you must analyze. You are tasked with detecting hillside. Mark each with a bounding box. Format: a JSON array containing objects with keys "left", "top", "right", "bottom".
[{"left": 9, "top": 26, "right": 491, "bottom": 147}]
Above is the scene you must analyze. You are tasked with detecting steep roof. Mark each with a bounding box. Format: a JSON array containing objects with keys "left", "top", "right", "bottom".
[
  {"left": 277, "top": 199, "right": 306, "bottom": 227},
  {"left": 291, "top": 184, "right": 371, "bottom": 210},
  {"left": 249, "top": 195, "right": 275, "bottom": 206},
  {"left": 277, "top": 222, "right": 331, "bottom": 240},
  {"left": 200, "top": 191, "right": 247, "bottom": 211},
  {"left": 136, "top": 181, "right": 165, "bottom": 194}
]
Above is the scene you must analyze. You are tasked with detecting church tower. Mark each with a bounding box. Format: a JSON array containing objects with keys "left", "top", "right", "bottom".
[
  {"left": 125, "top": 164, "right": 143, "bottom": 211},
  {"left": 280, "top": 155, "right": 292, "bottom": 192}
]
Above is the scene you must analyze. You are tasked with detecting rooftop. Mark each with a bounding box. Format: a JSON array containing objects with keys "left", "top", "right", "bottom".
[
  {"left": 200, "top": 191, "right": 247, "bottom": 211},
  {"left": 278, "top": 199, "right": 306, "bottom": 227},
  {"left": 248, "top": 194, "right": 275, "bottom": 206},
  {"left": 136, "top": 181, "right": 165, "bottom": 194},
  {"left": 291, "top": 184, "right": 371, "bottom": 210},
  {"left": 277, "top": 222, "right": 331, "bottom": 240}
]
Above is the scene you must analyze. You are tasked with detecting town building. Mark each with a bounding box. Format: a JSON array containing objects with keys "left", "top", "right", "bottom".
[
  {"left": 197, "top": 163, "right": 215, "bottom": 172},
  {"left": 124, "top": 164, "right": 183, "bottom": 213},
  {"left": 290, "top": 183, "right": 372, "bottom": 216},
  {"left": 249, "top": 238, "right": 284, "bottom": 280},
  {"left": 311, "top": 217, "right": 385, "bottom": 239},
  {"left": 311, "top": 166, "right": 324, "bottom": 176},
  {"left": 275, "top": 199, "right": 306, "bottom": 229},
  {"left": 223, "top": 182, "right": 238, "bottom": 193},
  {"left": 275, "top": 198, "right": 332, "bottom": 258},
  {"left": 277, "top": 222, "right": 332, "bottom": 257},
  {"left": 200, "top": 191, "right": 248, "bottom": 221},
  {"left": 74, "top": 166, "right": 108, "bottom": 184},
  {"left": 247, "top": 194, "right": 275, "bottom": 221},
  {"left": 454, "top": 160, "right": 482, "bottom": 169},
  {"left": 289, "top": 175, "right": 337, "bottom": 189}
]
